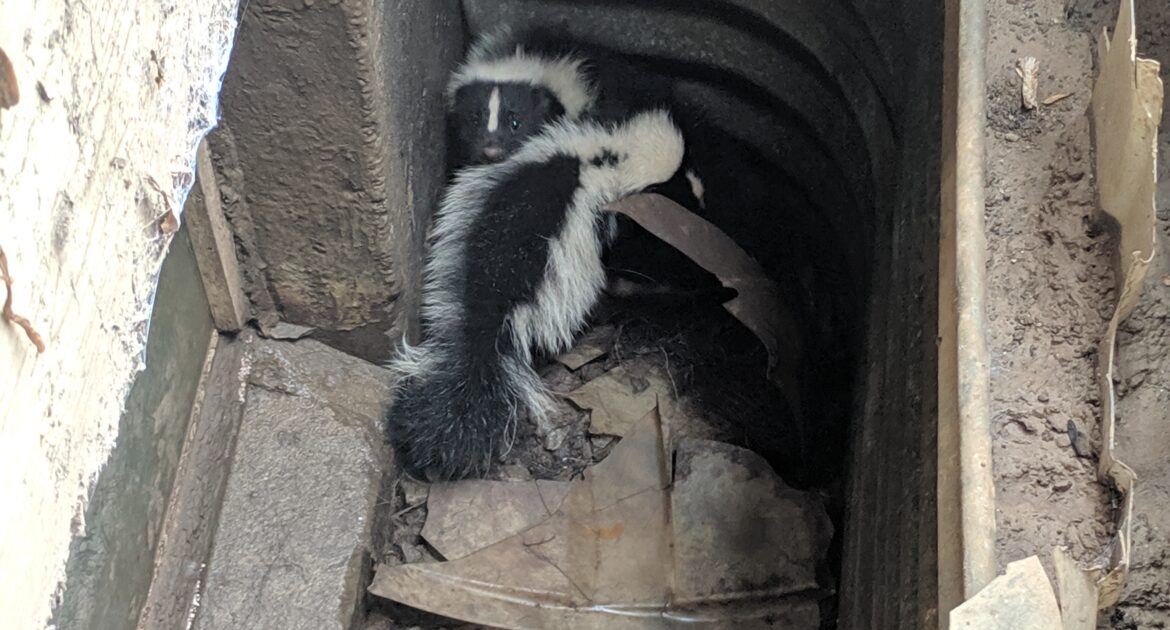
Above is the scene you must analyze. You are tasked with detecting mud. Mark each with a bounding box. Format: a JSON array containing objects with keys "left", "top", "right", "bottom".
[
  {"left": 985, "top": 0, "right": 1169, "bottom": 626},
  {"left": 1110, "top": 1, "right": 1170, "bottom": 626}
]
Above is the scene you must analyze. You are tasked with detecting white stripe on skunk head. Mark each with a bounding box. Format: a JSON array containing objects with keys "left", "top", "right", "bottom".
[{"left": 446, "top": 34, "right": 596, "bottom": 120}]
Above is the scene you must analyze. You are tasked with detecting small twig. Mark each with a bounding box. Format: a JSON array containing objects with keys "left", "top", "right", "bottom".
[
  {"left": 0, "top": 246, "right": 46, "bottom": 353},
  {"left": 1042, "top": 92, "right": 1073, "bottom": 106},
  {"left": 390, "top": 503, "right": 423, "bottom": 519},
  {"left": 660, "top": 346, "right": 679, "bottom": 400}
]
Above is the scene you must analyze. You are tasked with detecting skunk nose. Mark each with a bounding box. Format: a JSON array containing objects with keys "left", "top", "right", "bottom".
[{"left": 482, "top": 146, "right": 505, "bottom": 162}]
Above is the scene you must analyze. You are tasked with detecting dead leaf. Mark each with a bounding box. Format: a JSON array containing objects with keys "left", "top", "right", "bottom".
[
  {"left": 1, "top": 246, "right": 46, "bottom": 354},
  {"left": 1042, "top": 92, "right": 1073, "bottom": 106},
  {"left": 606, "top": 193, "right": 805, "bottom": 423},
  {"left": 0, "top": 47, "right": 18, "bottom": 108},
  {"left": 1018, "top": 56, "right": 1040, "bottom": 110},
  {"left": 555, "top": 324, "right": 613, "bottom": 370},
  {"left": 421, "top": 479, "right": 571, "bottom": 560},
  {"left": 1088, "top": 0, "right": 1162, "bottom": 606},
  {"left": 1052, "top": 547, "right": 1100, "bottom": 630},
  {"left": 371, "top": 407, "right": 830, "bottom": 628},
  {"left": 537, "top": 415, "right": 572, "bottom": 452},
  {"left": 949, "top": 557, "right": 1062, "bottom": 629},
  {"left": 144, "top": 174, "right": 179, "bottom": 236},
  {"left": 158, "top": 210, "right": 180, "bottom": 234},
  {"left": 565, "top": 364, "right": 669, "bottom": 436}
]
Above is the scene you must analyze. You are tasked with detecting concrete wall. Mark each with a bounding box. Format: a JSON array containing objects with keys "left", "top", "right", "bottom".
[
  {"left": 53, "top": 227, "right": 214, "bottom": 630},
  {"left": 210, "top": 0, "right": 463, "bottom": 363},
  {"left": 0, "top": 2, "right": 237, "bottom": 628}
]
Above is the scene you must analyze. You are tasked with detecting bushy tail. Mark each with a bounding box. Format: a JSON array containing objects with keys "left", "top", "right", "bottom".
[{"left": 385, "top": 339, "right": 551, "bottom": 481}]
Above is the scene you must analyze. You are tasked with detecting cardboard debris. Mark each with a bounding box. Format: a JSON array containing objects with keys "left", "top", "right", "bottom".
[
  {"left": 606, "top": 194, "right": 805, "bottom": 424},
  {"left": 1052, "top": 547, "right": 1099, "bottom": 630},
  {"left": 1088, "top": 0, "right": 1162, "bottom": 609},
  {"left": 422, "top": 479, "right": 572, "bottom": 560},
  {"left": 370, "top": 406, "right": 831, "bottom": 628},
  {"left": 949, "top": 557, "right": 1062, "bottom": 630},
  {"left": 556, "top": 324, "right": 614, "bottom": 370},
  {"left": 671, "top": 438, "right": 832, "bottom": 605},
  {"left": 565, "top": 364, "right": 670, "bottom": 436}
]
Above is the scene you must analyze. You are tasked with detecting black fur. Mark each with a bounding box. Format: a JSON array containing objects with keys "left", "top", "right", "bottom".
[
  {"left": 450, "top": 82, "right": 566, "bottom": 166},
  {"left": 388, "top": 155, "right": 582, "bottom": 480},
  {"left": 473, "top": 28, "right": 724, "bottom": 296}
]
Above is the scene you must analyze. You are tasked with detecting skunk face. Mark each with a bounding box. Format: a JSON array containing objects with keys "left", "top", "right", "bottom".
[{"left": 451, "top": 82, "right": 567, "bottom": 165}]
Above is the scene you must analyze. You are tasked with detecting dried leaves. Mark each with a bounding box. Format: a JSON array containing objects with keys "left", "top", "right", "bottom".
[
  {"left": 1017, "top": 56, "right": 1040, "bottom": 110},
  {"left": 605, "top": 193, "right": 805, "bottom": 420},
  {"left": 0, "top": 47, "right": 18, "bottom": 109},
  {"left": 1042, "top": 92, "right": 1073, "bottom": 106},
  {"left": 1, "top": 246, "right": 45, "bottom": 354},
  {"left": 372, "top": 406, "right": 831, "bottom": 628},
  {"left": 1015, "top": 56, "right": 1074, "bottom": 110}
]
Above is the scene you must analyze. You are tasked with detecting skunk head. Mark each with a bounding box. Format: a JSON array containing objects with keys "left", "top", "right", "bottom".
[
  {"left": 450, "top": 82, "right": 567, "bottom": 164},
  {"left": 447, "top": 29, "right": 596, "bottom": 166}
]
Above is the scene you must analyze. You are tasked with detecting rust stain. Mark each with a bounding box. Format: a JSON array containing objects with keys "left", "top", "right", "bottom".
[{"left": 586, "top": 522, "right": 624, "bottom": 540}]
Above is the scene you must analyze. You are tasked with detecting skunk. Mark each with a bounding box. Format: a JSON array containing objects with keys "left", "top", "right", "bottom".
[
  {"left": 448, "top": 27, "right": 717, "bottom": 297},
  {"left": 446, "top": 27, "right": 597, "bottom": 166},
  {"left": 445, "top": 27, "right": 705, "bottom": 205},
  {"left": 388, "top": 110, "right": 686, "bottom": 480}
]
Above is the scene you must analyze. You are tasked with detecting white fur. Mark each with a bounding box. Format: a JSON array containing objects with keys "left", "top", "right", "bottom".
[
  {"left": 487, "top": 87, "right": 501, "bottom": 132},
  {"left": 686, "top": 168, "right": 706, "bottom": 209},
  {"left": 446, "top": 32, "right": 597, "bottom": 120},
  {"left": 394, "top": 111, "right": 685, "bottom": 424},
  {"left": 507, "top": 112, "right": 686, "bottom": 359}
]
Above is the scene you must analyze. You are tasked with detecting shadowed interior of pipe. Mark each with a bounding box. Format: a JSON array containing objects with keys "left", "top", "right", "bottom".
[
  {"left": 452, "top": 0, "right": 901, "bottom": 488},
  {"left": 383, "top": 0, "right": 941, "bottom": 626}
]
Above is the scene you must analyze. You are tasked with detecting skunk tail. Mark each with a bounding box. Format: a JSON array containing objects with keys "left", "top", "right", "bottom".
[{"left": 385, "top": 335, "right": 552, "bottom": 481}]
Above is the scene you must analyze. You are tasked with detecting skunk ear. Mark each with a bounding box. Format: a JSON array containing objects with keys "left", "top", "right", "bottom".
[{"left": 530, "top": 86, "right": 565, "bottom": 118}]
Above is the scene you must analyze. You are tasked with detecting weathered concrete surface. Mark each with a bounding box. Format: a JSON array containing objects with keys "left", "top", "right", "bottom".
[
  {"left": 0, "top": 3, "right": 236, "bottom": 629},
  {"left": 211, "top": 0, "right": 463, "bottom": 362},
  {"left": 193, "top": 338, "right": 392, "bottom": 630},
  {"left": 186, "top": 140, "right": 250, "bottom": 332},
  {"left": 137, "top": 331, "right": 253, "bottom": 630},
  {"left": 53, "top": 228, "right": 213, "bottom": 630}
]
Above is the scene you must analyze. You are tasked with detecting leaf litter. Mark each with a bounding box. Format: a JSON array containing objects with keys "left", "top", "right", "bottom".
[{"left": 369, "top": 193, "right": 834, "bottom": 627}]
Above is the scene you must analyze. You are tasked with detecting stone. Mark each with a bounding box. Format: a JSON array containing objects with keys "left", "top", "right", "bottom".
[
  {"left": 193, "top": 338, "right": 393, "bottom": 630},
  {"left": 209, "top": 0, "right": 463, "bottom": 362}
]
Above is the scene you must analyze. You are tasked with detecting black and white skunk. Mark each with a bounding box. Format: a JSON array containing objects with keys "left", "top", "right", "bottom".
[
  {"left": 447, "top": 27, "right": 718, "bottom": 297},
  {"left": 446, "top": 27, "right": 705, "bottom": 205},
  {"left": 446, "top": 28, "right": 597, "bottom": 166},
  {"left": 388, "top": 110, "right": 686, "bottom": 480}
]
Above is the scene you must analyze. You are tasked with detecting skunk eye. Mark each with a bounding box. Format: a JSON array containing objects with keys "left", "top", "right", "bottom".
[{"left": 510, "top": 117, "right": 521, "bottom": 131}]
